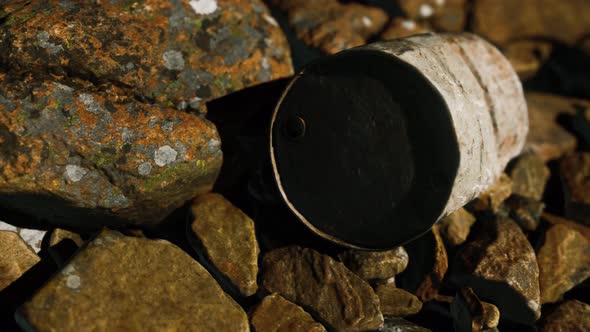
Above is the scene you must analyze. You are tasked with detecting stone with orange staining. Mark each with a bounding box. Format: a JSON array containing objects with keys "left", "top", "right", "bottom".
[
  {"left": 190, "top": 193, "right": 259, "bottom": 297},
  {"left": 269, "top": 0, "right": 388, "bottom": 54},
  {"left": 0, "top": 0, "right": 293, "bottom": 109},
  {"left": 0, "top": 74, "right": 222, "bottom": 228}
]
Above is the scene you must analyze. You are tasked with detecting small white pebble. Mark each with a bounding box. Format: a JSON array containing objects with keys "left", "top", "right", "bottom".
[
  {"left": 19, "top": 228, "right": 45, "bottom": 253},
  {"left": 263, "top": 14, "right": 278, "bottom": 27},
  {"left": 66, "top": 275, "right": 81, "bottom": 289},
  {"left": 262, "top": 57, "right": 270, "bottom": 70},
  {"left": 189, "top": 0, "right": 218, "bottom": 15},
  {"left": 401, "top": 19, "right": 417, "bottom": 30},
  {"left": 419, "top": 4, "right": 434, "bottom": 18},
  {"left": 154, "top": 145, "right": 178, "bottom": 167},
  {"left": 62, "top": 264, "right": 76, "bottom": 275},
  {"left": 0, "top": 221, "right": 17, "bottom": 232},
  {"left": 361, "top": 16, "right": 373, "bottom": 28},
  {"left": 138, "top": 161, "right": 152, "bottom": 176},
  {"left": 64, "top": 165, "right": 87, "bottom": 182},
  {"left": 162, "top": 50, "right": 185, "bottom": 71}
]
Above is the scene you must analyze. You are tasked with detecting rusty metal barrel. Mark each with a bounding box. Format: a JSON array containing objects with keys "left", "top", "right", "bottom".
[{"left": 269, "top": 33, "right": 528, "bottom": 250}]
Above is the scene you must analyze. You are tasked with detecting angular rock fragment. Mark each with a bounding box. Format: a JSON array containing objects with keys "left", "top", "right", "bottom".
[
  {"left": 48, "top": 228, "right": 84, "bottom": 247},
  {"left": 537, "top": 223, "right": 590, "bottom": 304},
  {"left": 378, "top": 317, "right": 431, "bottom": 332},
  {"left": 375, "top": 283, "right": 422, "bottom": 317},
  {"left": 525, "top": 93, "right": 580, "bottom": 161},
  {"left": 380, "top": 18, "right": 430, "bottom": 40},
  {"left": 0, "top": 230, "right": 40, "bottom": 291},
  {"left": 269, "top": 0, "right": 388, "bottom": 54},
  {"left": 0, "top": 221, "right": 46, "bottom": 253},
  {"left": 338, "top": 246, "right": 408, "bottom": 281},
  {"left": 19, "top": 229, "right": 249, "bottom": 332},
  {"left": 451, "top": 216, "right": 541, "bottom": 324},
  {"left": 261, "top": 246, "right": 383, "bottom": 331},
  {"left": 431, "top": 0, "right": 467, "bottom": 32},
  {"left": 250, "top": 293, "right": 326, "bottom": 332},
  {"left": 503, "top": 41, "right": 553, "bottom": 80},
  {"left": 0, "top": 0, "right": 293, "bottom": 108},
  {"left": 508, "top": 152, "right": 550, "bottom": 201},
  {"left": 469, "top": 174, "right": 512, "bottom": 212},
  {"left": 560, "top": 153, "right": 590, "bottom": 225},
  {"left": 0, "top": 75, "right": 222, "bottom": 227},
  {"left": 542, "top": 213, "right": 590, "bottom": 241},
  {"left": 438, "top": 208, "right": 476, "bottom": 246},
  {"left": 450, "top": 288, "right": 500, "bottom": 332},
  {"left": 472, "top": 0, "right": 590, "bottom": 47},
  {"left": 190, "top": 193, "right": 259, "bottom": 296},
  {"left": 543, "top": 300, "right": 590, "bottom": 332},
  {"left": 502, "top": 195, "right": 545, "bottom": 232}
]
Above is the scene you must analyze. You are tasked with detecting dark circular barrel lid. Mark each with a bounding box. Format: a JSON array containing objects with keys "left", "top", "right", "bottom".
[{"left": 270, "top": 48, "right": 460, "bottom": 250}]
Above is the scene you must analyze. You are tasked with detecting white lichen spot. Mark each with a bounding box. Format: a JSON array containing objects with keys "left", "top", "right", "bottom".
[
  {"left": 61, "top": 264, "right": 76, "bottom": 275},
  {"left": 0, "top": 221, "right": 17, "bottom": 233},
  {"left": 206, "top": 138, "right": 221, "bottom": 153},
  {"left": 361, "top": 16, "right": 373, "bottom": 28},
  {"left": 19, "top": 228, "right": 45, "bottom": 253},
  {"left": 64, "top": 165, "right": 87, "bottom": 182},
  {"left": 528, "top": 300, "right": 539, "bottom": 312},
  {"left": 36, "top": 31, "right": 64, "bottom": 54},
  {"left": 162, "top": 50, "right": 185, "bottom": 71},
  {"left": 401, "top": 19, "right": 417, "bottom": 31},
  {"left": 262, "top": 57, "right": 270, "bottom": 70},
  {"left": 263, "top": 14, "right": 278, "bottom": 27},
  {"left": 138, "top": 161, "right": 152, "bottom": 176},
  {"left": 419, "top": 4, "right": 434, "bottom": 18},
  {"left": 435, "top": 0, "right": 445, "bottom": 6},
  {"left": 94, "top": 239, "right": 104, "bottom": 245},
  {"left": 189, "top": 96, "right": 202, "bottom": 109},
  {"left": 189, "top": 0, "right": 218, "bottom": 15},
  {"left": 78, "top": 93, "right": 105, "bottom": 114},
  {"left": 154, "top": 145, "right": 177, "bottom": 167},
  {"left": 78, "top": 93, "right": 94, "bottom": 106},
  {"left": 66, "top": 274, "right": 81, "bottom": 289}
]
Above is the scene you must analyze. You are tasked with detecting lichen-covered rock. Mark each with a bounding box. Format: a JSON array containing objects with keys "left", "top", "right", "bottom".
[
  {"left": 0, "top": 0, "right": 293, "bottom": 109},
  {"left": 450, "top": 288, "right": 499, "bottom": 332},
  {"left": 190, "top": 193, "right": 259, "bottom": 296},
  {"left": 269, "top": 0, "right": 387, "bottom": 54},
  {"left": 503, "top": 41, "right": 553, "bottom": 80},
  {"left": 261, "top": 246, "right": 384, "bottom": 331},
  {"left": 509, "top": 152, "right": 550, "bottom": 201},
  {"left": 0, "top": 74, "right": 222, "bottom": 227},
  {"left": 0, "top": 221, "right": 46, "bottom": 253},
  {"left": 380, "top": 18, "right": 430, "bottom": 41},
  {"left": 48, "top": 228, "right": 84, "bottom": 247},
  {"left": 250, "top": 293, "right": 327, "bottom": 332},
  {"left": 451, "top": 216, "right": 541, "bottom": 324},
  {"left": 560, "top": 153, "right": 590, "bottom": 225},
  {"left": 19, "top": 229, "right": 249, "bottom": 332},
  {"left": 338, "top": 246, "right": 408, "bottom": 281},
  {"left": 472, "top": 0, "right": 590, "bottom": 47},
  {"left": 438, "top": 208, "right": 476, "bottom": 246},
  {"left": 375, "top": 283, "right": 422, "bottom": 317},
  {"left": 502, "top": 195, "right": 545, "bottom": 232},
  {"left": 543, "top": 300, "right": 590, "bottom": 332},
  {"left": 537, "top": 223, "right": 590, "bottom": 304},
  {"left": 0, "top": 230, "right": 40, "bottom": 290},
  {"left": 525, "top": 93, "right": 581, "bottom": 161},
  {"left": 469, "top": 173, "right": 512, "bottom": 212}
]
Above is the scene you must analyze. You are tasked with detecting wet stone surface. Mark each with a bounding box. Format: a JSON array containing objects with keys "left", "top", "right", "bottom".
[
  {"left": 338, "top": 246, "right": 409, "bottom": 281},
  {"left": 249, "top": 293, "right": 327, "bottom": 332},
  {"left": 374, "top": 283, "right": 423, "bottom": 317}
]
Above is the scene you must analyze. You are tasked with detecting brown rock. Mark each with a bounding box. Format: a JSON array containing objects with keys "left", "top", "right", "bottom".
[
  {"left": 537, "top": 223, "right": 590, "bottom": 304},
  {"left": 19, "top": 229, "right": 249, "bottom": 332},
  {"left": 438, "top": 208, "right": 476, "bottom": 246},
  {"left": 396, "top": 0, "right": 443, "bottom": 19},
  {"left": 48, "top": 228, "right": 84, "bottom": 247},
  {"left": 503, "top": 41, "right": 553, "bottom": 80},
  {"left": 472, "top": 0, "right": 590, "bottom": 47},
  {"left": 502, "top": 195, "right": 545, "bottom": 232},
  {"left": 0, "top": 74, "right": 222, "bottom": 228},
  {"left": 250, "top": 293, "right": 327, "bottom": 332},
  {"left": 560, "top": 153, "right": 590, "bottom": 225},
  {"left": 380, "top": 18, "right": 430, "bottom": 40},
  {"left": 0, "top": 221, "right": 46, "bottom": 253},
  {"left": 338, "top": 246, "right": 409, "bottom": 281},
  {"left": 431, "top": 0, "right": 467, "bottom": 32},
  {"left": 261, "top": 246, "right": 383, "bottom": 331},
  {"left": 450, "top": 288, "right": 500, "bottom": 332},
  {"left": 542, "top": 213, "right": 590, "bottom": 241},
  {"left": 190, "top": 193, "right": 259, "bottom": 296},
  {"left": 509, "top": 152, "right": 550, "bottom": 201},
  {"left": 451, "top": 216, "right": 541, "bottom": 324},
  {"left": 375, "top": 283, "right": 422, "bottom": 317},
  {"left": 525, "top": 93, "right": 582, "bottom": 161},
  {"left": 415, "top": 226, "right": 448, "bottom": 301},
  {"left": 270, "top": 0, "right": 388, "bottom": 54},
  {"left": 0, "top": 0, "right": 293, "bottom": 109},
  {"left": 469, "top": 173, "right": 512, "bottom": 212},
  {"left": 543, "top": 300, "right": 590, "bottom": 332},
  {"left": 0, "top": 230, "right": 40, "bottom": 290}
]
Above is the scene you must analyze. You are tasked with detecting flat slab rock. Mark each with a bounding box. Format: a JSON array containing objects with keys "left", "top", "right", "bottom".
[
  {"left": 560, "top": 152, "right": 590, "bottom": 225},
  {"left": 19, "top": 229, "right": 249, "bottom": 332},
  {"left": 0, "top": 230, "right": 40, "bottom": 291},
  {"left": 543, "top": 300, "right": 590, "bottom": 332},
  {"left": 338, "top": 246, "right": 409, "bottom": 281},
  {"left": 537, "top": 223, "right": 590, "bottom": 304},
  {"left": 190, "top": 193, "right": 259, "bottom": 296},
  {"left": 261, "top": 246, "right": 383, "bottom": 331},
  {"left": 0, "top": 0, "right": 293, "bottom": 109},
  {"left": 0, "top": 74, "right": 222, "bottom": 228},
  {"left": 250, "top": 293, "right": 327, "bottom": 332},
  {"left": 451, "top": 216, "right": 541, "bottom": 324}
]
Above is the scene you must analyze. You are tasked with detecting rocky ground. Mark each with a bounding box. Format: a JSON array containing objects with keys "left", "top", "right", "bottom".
[{"left": 1, "top": 0, "right": 590, "bottom": 331}]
